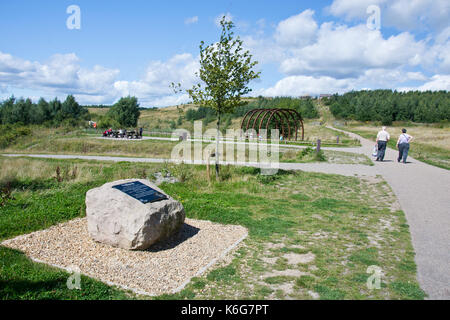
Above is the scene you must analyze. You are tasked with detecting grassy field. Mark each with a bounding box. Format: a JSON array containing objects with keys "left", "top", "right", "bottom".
[
  {"left": 335, "top": 122, "right": 450, "bottom": 170},
  {"left": 0, "top": 125, "right": 370, "bottom": 165},
  {"left": 0, "top": 156, "right": 424, "bottom": 299},
  {"left": 88, "top": 103, "right": 360, "bottom": 148}
]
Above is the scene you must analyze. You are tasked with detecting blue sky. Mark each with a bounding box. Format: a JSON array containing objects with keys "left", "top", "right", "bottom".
[{"left": 0, "top": 0, "right": 449, "bottom": 107}]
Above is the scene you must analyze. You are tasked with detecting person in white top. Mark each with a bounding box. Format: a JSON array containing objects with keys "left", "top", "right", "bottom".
[
  {"left": 396, "top": 128, "right": 414, "bottom": 163},
  {"left": 375, "top": 126, "right": 390, "bottom": 161}
]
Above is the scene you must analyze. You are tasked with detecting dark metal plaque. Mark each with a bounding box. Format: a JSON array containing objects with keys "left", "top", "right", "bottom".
[{"left": 112, "top": 181, "right": 168, "bottom": 204}]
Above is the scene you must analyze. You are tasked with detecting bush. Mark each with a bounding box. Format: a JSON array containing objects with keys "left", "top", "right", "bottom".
[
  {"left": 0, "top": 125, "right": 32, "bottom": 148},
  {"left": 168, "top": 162, "right": 193, "bottom": 183},
  {"left": 97, "top": 116, "right": 120, "bottom": 129}
]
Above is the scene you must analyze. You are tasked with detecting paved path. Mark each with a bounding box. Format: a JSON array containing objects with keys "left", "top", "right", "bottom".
[
  {"left": 2, "top": 128, "right": 449, "bottom": 299},
  {"left": 330, "top": 127, "right": 450, "bottom": 300}
]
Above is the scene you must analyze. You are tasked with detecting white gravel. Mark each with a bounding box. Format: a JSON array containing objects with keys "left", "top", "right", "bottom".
[{"left": 1, "top": 217, "right": 248, "bottom": 297}]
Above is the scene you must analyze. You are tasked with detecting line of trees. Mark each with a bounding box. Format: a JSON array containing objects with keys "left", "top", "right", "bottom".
[
  {"left": 327, "top": 90, "right": 450, "bottom": 124},
  {"left": 185, "top": 96, "right": 320, "bottom": 123},
  {"left": 234, "top": 96, "right": 319, "bottom": 119},
  {"left": 0, "top": 95, "right": 141, "bottom": 129},
  {"left": 0, "top": 95, "right": 88, "bottom": 126}
]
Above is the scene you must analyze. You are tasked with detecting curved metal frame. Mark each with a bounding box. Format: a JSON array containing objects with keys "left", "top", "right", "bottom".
[{"left": 240, "top": 108, "right": 304, "bottom": 141}]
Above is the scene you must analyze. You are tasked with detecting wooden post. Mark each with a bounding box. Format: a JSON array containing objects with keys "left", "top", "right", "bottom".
[
  {"left": 206, "top": 155, "right": 211, "bottom": 182},
  {"left": 336, "top": 135, "right": 340, "bottom": 144},
  {"left": 316, "top": 139, "right": 321, "bottom": 153}
]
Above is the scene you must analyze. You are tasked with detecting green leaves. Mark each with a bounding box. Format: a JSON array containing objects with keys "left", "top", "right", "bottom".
[
  {"left": 188, "top": 16, "right": 260, "bottom": 116},
  {"left": 0, "top": 95, "right": 88, "bottom": 126},
  {"left": 329, "top": 90, "right": 450, "bottom": 123},
  {"left": 107, "top": 96, "right": 140, "bottom": 127}
]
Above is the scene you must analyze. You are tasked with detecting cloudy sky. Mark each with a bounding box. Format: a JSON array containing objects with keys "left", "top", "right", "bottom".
[{"left": 0, "top": 0, "right": 449, "bottom": 107}]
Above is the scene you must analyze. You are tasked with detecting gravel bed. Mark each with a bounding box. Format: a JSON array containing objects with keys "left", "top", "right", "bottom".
[{"left": 1, "top": 218, "right": 248, "bottom": 296}]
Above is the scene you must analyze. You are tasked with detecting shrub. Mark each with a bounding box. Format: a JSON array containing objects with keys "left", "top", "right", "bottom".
[{"left": 0, "top": 125, "right": 32, "bottom": 148}]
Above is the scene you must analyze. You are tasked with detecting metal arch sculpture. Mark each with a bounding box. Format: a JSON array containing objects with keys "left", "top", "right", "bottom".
[{"left": 240, "top": 108, "right": 304, "bottom": 141}]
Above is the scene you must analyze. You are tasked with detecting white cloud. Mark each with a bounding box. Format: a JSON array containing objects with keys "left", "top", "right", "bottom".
[
  {"left": 260, "top": 75, "right": 353, "bottom": 97},
  {"left": 0, "top": 51, "right": 120, "bottom": 103},
  {"left": 327, "top": 0, "right": 450, "bottom": 32},
  {"left": 244, "top": 10, "right": 429, "bottom": 81},
  {"left": 384, "top": 0, "right": 450, "bottom": 32},
  {"left": 327, "top": 0, "right": 386, "bottom": 21},
  {"left": 279, "top": 23, "right": 425, "bottom": 78},
  {"left": 260, "top": 68, "right": 435, "bottom": 97},
  {"left": 421, "top": 27, "right": 450, "bottom": 74},
  {"left": 184, "top": 16, "right": 198, "bottom": 25},
  {"left": 274, "top": 10, "right": 318, "bottom": 48},
  {"left": 0, "top": 51, "right": 199, "bottom": 106},
  {"left": 416, "top": 74, "right": 450, "bottom": 91},
  {"left": 1, "top": 5, "right": 448, "bottom": 107},
  {"left": 114, "top": 53, "right": 199, "bottom": 106}
]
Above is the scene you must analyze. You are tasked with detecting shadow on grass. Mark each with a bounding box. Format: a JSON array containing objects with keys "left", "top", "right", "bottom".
[
  {"left": 0, "top": 177, "right": 58, "bottom": 192},
  {"left": 0, "top": 279, "right": 65, "bottom": 299}
]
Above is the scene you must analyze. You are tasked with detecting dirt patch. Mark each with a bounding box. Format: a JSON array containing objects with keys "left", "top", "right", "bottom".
[
  {"left": 261, "top": 257, "right": 278, "bottom": 265},
  {"left": 265, "top": 242, "right": 285, "bottom": 249},
  {"left": 283, "top": 252, "right": 316, "bottom": 265},
  {"left": 263, "top": 269, "right": 310, "bottom": 278}
]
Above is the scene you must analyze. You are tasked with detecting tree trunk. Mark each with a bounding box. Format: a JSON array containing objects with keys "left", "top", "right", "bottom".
[{"left": 215, "top": 112, "right": 220, "bottom": 180}]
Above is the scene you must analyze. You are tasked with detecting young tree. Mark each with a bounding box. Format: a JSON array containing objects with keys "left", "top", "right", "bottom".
[
  {"left": 108, "top": 96, "right": 140, "bottom": 127},
  {"left": 182, "top": 16, "right": 260, "bottom": 179},
  {"left": 61, "top": 95, "right": 82, "bottom": 119}
]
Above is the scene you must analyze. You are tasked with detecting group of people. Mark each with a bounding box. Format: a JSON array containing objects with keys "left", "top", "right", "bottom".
[
  {"left": 102, "top": 127, "right": 143, "bottom": 139},
  {"left": 375, "top": 126, "right": 414, "bottom": 163}
]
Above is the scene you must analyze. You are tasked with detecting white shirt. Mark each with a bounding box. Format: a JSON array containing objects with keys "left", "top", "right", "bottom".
[
  {"left": 398, "top": 133, "right": 411, "bottom": 144},
  {"left": 377, "top": 130, "right": 390, "bottom": 141}
]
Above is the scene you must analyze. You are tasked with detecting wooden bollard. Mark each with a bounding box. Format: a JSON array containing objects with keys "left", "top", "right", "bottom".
[
  {"left": 206, "top": 156, "right": 211, "bottom": 182},
  {"left": 336, "top": 136, "right": 340, "bottom": 144},
  {"left": 316, "top": 139, "right": 321, "bottom": 153}
]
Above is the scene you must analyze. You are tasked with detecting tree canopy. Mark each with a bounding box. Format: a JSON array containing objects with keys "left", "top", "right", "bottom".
[
  {"left": 106, "top": 96, "right": 140, "bottom": 127},
  {"left": 0, "top": 95, "right": 88, "bottom": 126},
  {"left": 328, "top": 90, "right": 450, "bottom": 124},
  {"left": 186, "top": 17, "right": 260, "bottom": 117}
]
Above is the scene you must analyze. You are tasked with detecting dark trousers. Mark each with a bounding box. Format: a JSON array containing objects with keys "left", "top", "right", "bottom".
[
  {"left": 398, "top": 143, "right": 410, "bottom": 163},
  {"left": 377, "top": 141, "right": 387, "bottom": 161}
]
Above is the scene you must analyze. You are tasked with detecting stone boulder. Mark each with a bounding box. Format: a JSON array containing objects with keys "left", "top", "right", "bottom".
[{"left": 86, "top": 179, "right": 185, "bottom": 250}]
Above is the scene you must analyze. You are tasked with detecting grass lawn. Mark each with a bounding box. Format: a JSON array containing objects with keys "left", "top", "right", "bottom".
[
  {"left": 89, "top": 102, "right": 360, "bottom": 148},
  {"left": 0, "top": 156, "right": 424, "bottom": 300},
  {"left": 336, "top": 122, "right": 450, "bottom": 170},
  {"left": 1, "top": 125, "right": 368, "bottom": 165}
]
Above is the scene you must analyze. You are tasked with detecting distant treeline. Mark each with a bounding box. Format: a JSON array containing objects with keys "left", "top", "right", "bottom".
[
  {"left": 235, "top": 96, "right": 319, "bottom": 119},
  {"left": 0, "top": 95, "right": 88, "bottom": 126},
  {"left": 0, "top": 95, "right": 141, "bottom": 128},
  {"left": 86, "top": 104, "right": 151, "bottom": 111},
  {"left": 327, "top": 90, "right": 450, "bottom": 124},
  {"left": 83, "top": 104, "right": 112, "bottom": 109},
  {"left": 185, "top": 96, "right": 319, "bottom": 122}
]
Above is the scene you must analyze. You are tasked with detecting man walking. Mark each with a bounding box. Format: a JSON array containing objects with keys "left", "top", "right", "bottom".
[{"left": 376, "top": 126, "right": 390, "bottom": 161}]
